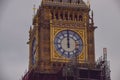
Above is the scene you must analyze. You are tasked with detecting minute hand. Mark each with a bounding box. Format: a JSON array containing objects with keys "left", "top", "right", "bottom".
[{"left": 67, "top": 30, "right": 70, "bottom": 48}]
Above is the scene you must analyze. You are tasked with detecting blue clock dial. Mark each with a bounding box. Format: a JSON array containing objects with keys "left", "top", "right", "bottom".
[
  {"left": 54, "top": 30, "right": 83, "bottom": 58},
  {"left": 32, "top": 38, "right": 36, "bottom": 64}
]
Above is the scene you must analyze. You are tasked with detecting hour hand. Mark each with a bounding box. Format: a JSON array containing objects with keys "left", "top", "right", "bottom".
[{"left": 67, "top": 38, "right": 70, "bottom": 48}]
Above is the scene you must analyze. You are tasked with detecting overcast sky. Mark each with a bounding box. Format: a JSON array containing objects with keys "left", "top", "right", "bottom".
[{"left": 0, "top": 0, "right": 120, "bottom": 80}]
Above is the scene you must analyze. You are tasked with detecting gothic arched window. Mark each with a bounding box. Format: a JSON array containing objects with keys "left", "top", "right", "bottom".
[
  {"left": 76, "top": 0, "right": 80, "bottom": 4},
  {"left": 68, "top": 0, "right": 72, "bottom": 3},
  {"left": 79, "top": 15, "right": 83, "bottom": 21},
  {"left": 75, "top": 15, "right": 77, "bottom": 20},
  {"left": 65, "top": 13, "right": 68, "bottom": 20},
  {"left": 70, "top": 14, "right": 72, "bottom": 20},
  {"left": 60, "top": 0, "right": 62, "bottom": 2},
  {"left": 55, "top": 12, "right": 58, "bottom": 19},
  {"left": 60, "top": 13, "right": 63, "bottom": 20}
]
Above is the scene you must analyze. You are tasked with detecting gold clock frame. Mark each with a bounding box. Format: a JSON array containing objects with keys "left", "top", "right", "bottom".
[{"left": 50, "top": 24, "right": 88, "bottom": 63}]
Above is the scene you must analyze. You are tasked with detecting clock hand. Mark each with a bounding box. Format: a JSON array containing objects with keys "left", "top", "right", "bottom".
[{"left": 67, "top": 30, "right": 70, "bottom": 48}]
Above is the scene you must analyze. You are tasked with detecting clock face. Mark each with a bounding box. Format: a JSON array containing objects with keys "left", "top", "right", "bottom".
[
  {"left": 32, "top": 38, "right": 36, "bottom": 64},
  {"left": 54, "top": 30, "right": 83, "bottom": 58}
]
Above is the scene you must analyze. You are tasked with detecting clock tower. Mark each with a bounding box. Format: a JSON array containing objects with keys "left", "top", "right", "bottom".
[
  {"left": 28, "top": 0, "right": 96, "bottom": 73},
  {"left": 22, "top": 0, "right": 111, "bottom": 80}
]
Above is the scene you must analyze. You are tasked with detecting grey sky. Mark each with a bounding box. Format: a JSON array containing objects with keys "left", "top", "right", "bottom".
[{"left": 0, "top": 0, "right": 120, "bottom": 80}]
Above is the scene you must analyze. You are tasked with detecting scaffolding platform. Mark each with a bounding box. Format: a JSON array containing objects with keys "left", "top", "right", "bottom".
[{"left": 22, "top": 63, "right": 110, "bottom": 80}]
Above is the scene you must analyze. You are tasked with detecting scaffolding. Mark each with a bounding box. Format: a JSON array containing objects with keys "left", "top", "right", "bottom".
[
  {"left": 62, "top": 48, "right": 111, "bottom": 80},
  {"left": 22, "top": 48, "right": 111, "bottom": 80}
]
